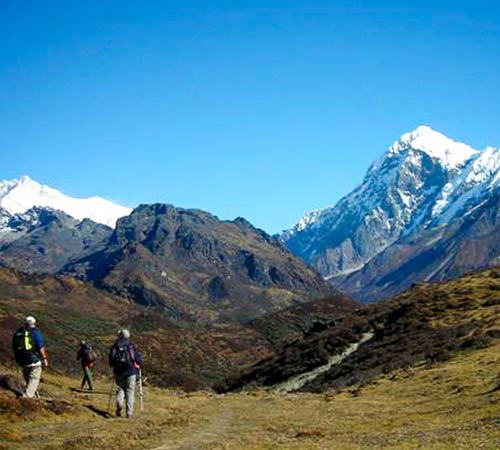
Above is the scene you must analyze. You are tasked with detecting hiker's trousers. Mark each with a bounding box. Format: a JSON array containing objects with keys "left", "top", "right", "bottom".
[
  {"left": 81, "top": 365, "right": 94, "bottom": 390},
  {"left": 115, "top": 374, "right": 136, "bottom": 418},
  {"left": 22, "top": 364, "right": 42, "bottom": 398}
]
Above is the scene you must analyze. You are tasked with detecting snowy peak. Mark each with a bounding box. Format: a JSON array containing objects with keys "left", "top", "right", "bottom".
[
  {"left": 282, "top": 125, "right": 500, "bottom": 282},
  {"left": 290, "top": 126, "right": 483, "bottom": 238},
  {"left": 389, "top": 125, "right": 479, "bottom": 169},
  {"left": 0, "top": 175, "right": 132, "bottom": 227},
  {"left": 281, "top": 208, "right": 327, "bottom": 239}
]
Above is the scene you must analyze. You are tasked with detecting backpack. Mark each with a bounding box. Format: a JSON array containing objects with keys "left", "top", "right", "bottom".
[
  {"left": 110, "top": 342, "right": 133, "bottom": 371},
  {"left": 12, "top": 327, "right": 38, "bottom": 366},
  {"left": 81, "top": 344, "right": 97, "bottom": 365}
]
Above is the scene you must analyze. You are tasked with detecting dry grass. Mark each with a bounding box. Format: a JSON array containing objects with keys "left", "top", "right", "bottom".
[{"left": 1, "top": 339, "right": 499, "bottom": 450}]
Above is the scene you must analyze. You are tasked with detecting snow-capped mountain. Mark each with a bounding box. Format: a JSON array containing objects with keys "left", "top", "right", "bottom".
[
  {"left": 282, "top": 125, "right": 500, "bottom": 300},
  {"left": 0, "top": 175, "right": 132, "bottom": 228}
]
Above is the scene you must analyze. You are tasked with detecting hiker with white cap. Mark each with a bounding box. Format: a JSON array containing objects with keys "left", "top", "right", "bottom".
[
  {"left": 11, "top": 316, "right": 48, "bottom": 398},
  {"left": 108, "top": 329, "right": 142, "bottom": 418}
]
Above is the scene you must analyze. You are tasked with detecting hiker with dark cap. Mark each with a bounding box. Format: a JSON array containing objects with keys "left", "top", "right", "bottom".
[
  {"left": 109, "top": 329, "right": 142, "bottom": 418},
  {"left": 76, "top": 341, "right": 96, "bottom": 391},
  {"left": 12, "top": 316, "right": 48, "bottom": 398}
]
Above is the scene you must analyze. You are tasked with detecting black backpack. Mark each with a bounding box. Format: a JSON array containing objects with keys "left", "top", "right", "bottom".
[
  {"left": 110, "top": 342, "right": 133, "bottom": 371},
  {"left": 12, "top": 327, "right": 38, "bottom": 366},
  {"left": 81, "top": 344, "right": 97, "bottom": 365}
]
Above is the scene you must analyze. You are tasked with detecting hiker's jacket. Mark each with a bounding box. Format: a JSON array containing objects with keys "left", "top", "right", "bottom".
[{"left": 108, "top": 338, "right": 142, "bottom": 377}]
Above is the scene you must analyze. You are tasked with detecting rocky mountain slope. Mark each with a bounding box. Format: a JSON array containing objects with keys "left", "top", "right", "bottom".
[
  {"left": 0, "top": 207, "right": 112, "bottom": 274},
  {"left": 282, "top": 126, "right": 500, "bottom": 300},
  {"left": 337, "top": 189, "right": 500, "bottom": 300},
  {"left": 65, "top": 204, "right": 335, "bottom": 323},
  {"left": 0, "top": 175, "right": 131, "bottom": 227},
  {"left": 0, "top": 177, "right": 340, "bottom": 323},
  {"left": 218, "top": 267, "right": 500, "bottom": 393}
]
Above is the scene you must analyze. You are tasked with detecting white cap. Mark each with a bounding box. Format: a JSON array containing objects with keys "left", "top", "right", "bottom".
[
  {"left": 118, "top": 329, "right": 130, "bottom": 339},
  {"left": 25, "top": 316, "right": 36, "bottom": 327}
]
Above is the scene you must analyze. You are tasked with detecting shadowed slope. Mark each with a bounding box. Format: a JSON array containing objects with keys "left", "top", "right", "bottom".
[{"left": 248, "top": 292, "right": 361, "bottom": 345}]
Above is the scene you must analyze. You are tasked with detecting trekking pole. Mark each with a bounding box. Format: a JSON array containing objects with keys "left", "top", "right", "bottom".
[
  {"left": 138, "top": 369, "right": 144, "bottom": 412},
  {"left": 106, "top": 374, "right": 115, "bottom": 415},
  {"left": 47, "top": 366, "right": 65, "bottom": 377}
]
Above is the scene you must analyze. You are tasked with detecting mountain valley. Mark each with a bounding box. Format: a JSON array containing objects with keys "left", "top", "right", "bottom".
[
  {"left": 0, "top": 162, "right": 499, "bottom": 449},
  {"left": 0, "top": 267, "right": 499, "bottom": 449},
  {"left": 0, "top": 178, "right": 336, "bottom": 324}
]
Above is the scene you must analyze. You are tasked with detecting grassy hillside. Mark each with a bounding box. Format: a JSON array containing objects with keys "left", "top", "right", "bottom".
[
  {"left": 0, "top": 267, "right": 499, "bottom": 448},
  {"left": 0, "top": 339, "right": 498, "bottom": 449}
]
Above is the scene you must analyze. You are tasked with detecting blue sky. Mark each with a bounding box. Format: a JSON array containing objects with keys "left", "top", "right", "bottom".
[{"left": 1, "top": 1, "right": 500, "bottom": 233}]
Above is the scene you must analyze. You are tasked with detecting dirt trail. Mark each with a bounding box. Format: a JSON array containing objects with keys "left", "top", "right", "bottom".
[
  {"left": 274, "top": 331, "right": 374, "bottom": 393},
  {"left": 153, "top": 405, "right": 234, "bottom": 450}
]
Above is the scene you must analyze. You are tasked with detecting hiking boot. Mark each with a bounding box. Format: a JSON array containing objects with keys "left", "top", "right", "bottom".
[{"left": 116, "top": 408, "right": 122, "bottom": 417}]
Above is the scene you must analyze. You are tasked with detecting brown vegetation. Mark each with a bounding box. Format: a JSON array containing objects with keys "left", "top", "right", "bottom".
[
  {"left": 219, "top": 267, "right": 500, "bottom": 393},
  {"left": 0, "top": 339, "right": 499, "bottom": 449},
  {"left": 0, "top": 267, "right": 273, "bottom": 390}
]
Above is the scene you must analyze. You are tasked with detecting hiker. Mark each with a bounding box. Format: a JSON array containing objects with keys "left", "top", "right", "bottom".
[
  {"left": 76, "top": 341, "right": 96, "bottom": 391},
  {"left": 108, "top": 329, "right": 142, "bottom": 418},
  {"left": 11, "top": 316, "right": 48, "bottom": 398}
]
